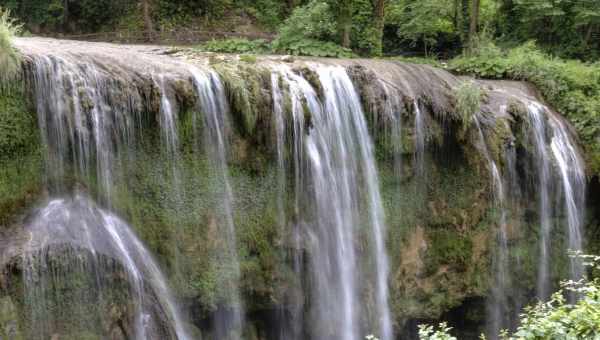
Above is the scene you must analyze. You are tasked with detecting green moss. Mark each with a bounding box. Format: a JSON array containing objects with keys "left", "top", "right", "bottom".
[
  {"left": 0, "top": 87, "right": 42, "bottom": 227},
  {"left": 425, "top": 229, "right": 474, "bottom": 273}
]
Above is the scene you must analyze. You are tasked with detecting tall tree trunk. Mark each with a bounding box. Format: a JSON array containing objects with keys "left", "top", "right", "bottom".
[
  {"left": 62, "top": 0, "right": 69, "bottom": 33},
  {"left": 372, "top": 0, "right": 385, "bottom": 56},
  {"left": 469, "top": 0, "right": 480, "bottom": 45},
  {"left": 141, "top": 0, "right": 154, "bottom": 42},
  {"left": 339, "top": 0, "right": 352, "bottom": 48},
  {"left": 453, "top": 0, "right": 460, "bottom": 29},
  {"left": 287, "top": 0, "right": 298, "bottom": 15},
  {"left": 461, "top": 0, "right": 470, "bottom": 43}
]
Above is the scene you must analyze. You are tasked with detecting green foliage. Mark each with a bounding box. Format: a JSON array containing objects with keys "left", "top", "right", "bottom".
[
  {"left": 0, "top": 6, "right": 21, "bottom": 91},
  {"left": 425, "top": 230, "right": 473, "bottom": 273},
  {"left": 272, "top": 0, "right": 355, "bottom": 57},
  {"left": 275, "top": 38, "right": 356, "bottom": 58},
  {"left": 450, "top": 42, "right": 600, "bottom": 173},
  {"left": 387, "top": 0, "right": 456, "bottom": 55},
  {"left": 420, "top": 253, "right": 600, "bottom": 340},
  {"left": 419, "top": 322, "right": 457, "bottom": 340},
  {"left": 198, "top": 38, "right": 270, "bottom": 54},
  {"left": 454, "top": 81, "right": 482, "bottom": 132},
  {"left": 502, "top": 0, "right": 600, "bottom": 59}
]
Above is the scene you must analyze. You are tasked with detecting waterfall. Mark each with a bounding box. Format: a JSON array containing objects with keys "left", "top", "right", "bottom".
[
  {"left": 474, "top": 117, "right": 510, "bottom": 338},
  {"left": 527, "top": 103, "right": 554, "bottom": 300},
  {"left": 527, "top": 102, "right": 586, "bottom": 298},
  {"left": 304, "top": 65, "right": 392, "bottom": 340},
  {"left": 27, "top": 53, "right": 190, "bottom": 339},
  {"left": 31, "top": 55, "right": 138, "bottom": 202},
  {"left": 190, "top": 67, "right": 244, "bottom": 339},
  {"left": 414, "top": 100, "right": 425, "bottom": 178},
  {"left": 23, "top": 195, "right": 191, "bottom": 340}
]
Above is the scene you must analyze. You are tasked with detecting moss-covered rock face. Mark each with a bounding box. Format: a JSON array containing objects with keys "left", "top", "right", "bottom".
[
  {"left": 0, "top": 85, "right": 42, "bottom": 228},
  {"left": 1, "top": 39, "right": 595, "bottom": 338}
]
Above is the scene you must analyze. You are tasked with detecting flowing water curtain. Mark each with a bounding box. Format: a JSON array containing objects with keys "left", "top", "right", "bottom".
[
  {"left": 30, "top": 53, "right": 141, "bottom": 205},
  {"left": 303, "top": 64, "right": 393, "bottom": 340},
  {"left": 526, "top": 102, "right": 586, "bottom": 300},
  {"left": 26, "top": 51, "right": 191, "bottom": 339},
  {"left": 190, "top": 67, "right": 244, "bottom": 340},
  {"left": 472, "top": 114, "right": 512, "bottom": 338},
  {"left": 22, "top": 195, "right": 192, "bottom": 340}
]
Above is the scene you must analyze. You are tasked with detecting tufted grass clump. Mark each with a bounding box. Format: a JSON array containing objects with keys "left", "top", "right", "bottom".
[
  {"left": 0, "top": 7, "right": 22, "bottom": 92},
  {"left": 454, "top": 81, "right": 482, "bottom": 134}
]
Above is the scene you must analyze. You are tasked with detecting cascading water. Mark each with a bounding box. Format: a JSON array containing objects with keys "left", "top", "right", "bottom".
[
  {"left": 23, "top": 195, "right": 191, "bottom": 340},
  {"left": 526, "top": 102, "right": 586, "bottom": 298},
  {"left": 305, "top": 65, "right": 392, "bottom": 340},
  {"left": 413, "top": 100, "right": 426, "bottom": 179},
  {"left": 26, "top": 52, "right": 191, "bottom": 339},
  {"left": 190, "top": 67, "right": 244, "bottom": 339},
  {"left": 10, "top": 38, "right": 594, "bottom": 340},
  {"left": 473, "top": 116, "right": 511, "bottom": 338},
  {"left": 527, "top": 103, "right": 554, "bottom": 300},
  {"left": 31, "top": 54, "right": 140, "bottom": 202}
]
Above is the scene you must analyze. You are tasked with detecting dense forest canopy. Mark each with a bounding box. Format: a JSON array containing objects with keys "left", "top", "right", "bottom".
[{"left": 1, "top": 0, "right": 599, "bottom": 59}]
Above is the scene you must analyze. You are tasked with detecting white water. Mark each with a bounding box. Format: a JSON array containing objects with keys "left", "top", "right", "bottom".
[
  {"left": 414, "top": 100, "right": 426, "bottom": 178},
  {"left": 304, "top": 65, "right": 392, "bottom": 340},
  {"left": 28, "top": 53, "right": 190, "bottom": 339},
  {"left": 527, "top": 103, "right": 554, "bottom": 300},
  {"left": 31, "top": 54, "right": 140, "bottom": 205},
  {"left": 23, "top": 194, "right": 191, "bottom": 340},
  {"left": 527, "top": 102, "right": 586, "bottom": 297},
  {"left": 190, "top": 67, "right": 244, "bottom": 338},
  {"left": 473, "top": 117, "right": 510, "bottom": 338}
]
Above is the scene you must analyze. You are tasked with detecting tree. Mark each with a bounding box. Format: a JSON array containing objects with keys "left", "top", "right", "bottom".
[
  {"left": 388, "top": 0, "right": 456, "bottom": 56},
  {"left": 141, "top": 0, "right": 153, "bottom": 41},
  {"left": 469, "top": 0, "right": 479, "bottom": 45},
  {"left": 371, "top": 0, "right": 386, "bottom": 55}
]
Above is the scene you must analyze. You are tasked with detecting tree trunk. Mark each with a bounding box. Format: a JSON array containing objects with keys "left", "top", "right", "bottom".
[
  {"left": 339, "top": 0, "right": 352, "bottom": 48},
  {"left": 469, "top": 0, "right": 480, "bottom": 44},
  {"left": 287, "top": 0, "right": 298, "bottom": 15},
  {"left": 141, "top": 0, "right": 154, "bottom": 42},
  {"left": 453, "top": 0, "right": 460, "bottom": 29},
  {"left": 62, "top": 0, "right": 69, "bottom": 32},
  {"left": 461, "top": 0, "right": 470, "bottom": 43},
  {"left": 372, "top": 0, "right": 385, "bottom": 56}
]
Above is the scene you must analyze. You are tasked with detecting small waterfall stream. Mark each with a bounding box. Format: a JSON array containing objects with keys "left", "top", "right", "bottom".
[
  {"left": 526, "top": 102, "right": 586, "bottom": 298},
  {"left": 191, "top": 67, "right": 244, "bottom": 339},
  {"left": 473, "top": 116, "right": 510, "bottom": 338}
]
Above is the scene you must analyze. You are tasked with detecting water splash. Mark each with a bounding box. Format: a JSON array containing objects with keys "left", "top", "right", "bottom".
[{"left": 22, "top": 195, "right": 191, "bottom": 340}]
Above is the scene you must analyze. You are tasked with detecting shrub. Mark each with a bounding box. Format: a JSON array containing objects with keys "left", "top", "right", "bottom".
[
  {"left": 197, "top": 38, "right": 270, "bottom": 54},
  {"left": 419, "top": 253, "right": 600, "bottom": 340},
  {"left": 271, "top": 0, "right": 354, "bottom": 58},
  {"left": 449, "top": 42, "right": 600, "bottom": 173},
  {"left": 419, "top": 322, "right": 457, "bottom": 340},
  {"left": 0, "top": 7, "right": 22, "bottom": 92}
]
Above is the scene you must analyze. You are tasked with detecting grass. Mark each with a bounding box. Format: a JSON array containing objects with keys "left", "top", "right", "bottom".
[{"left": 0, "top": 7, "right": 22, "bottom": 92}]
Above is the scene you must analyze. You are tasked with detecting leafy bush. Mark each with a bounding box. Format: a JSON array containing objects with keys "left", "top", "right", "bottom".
[
  {"left": 419, "top": 322, "right": 457, "bottom": 340},
  {"left": 198, "top": 38, "right": 270, "bottom": 54},
  {"left": 450, "top": 42, "right": 600, "bottom": 173},
  {"left": 271, "top": 0, "right": 354, "bottom": 58},
  {"left": 0, "top": 7, "right": 21, "bottom": 91},
  {"left": 275, "top": 38, "right": 355, "bottom": 58},
  {"left": 419, "top": 253, "right": 600, "bottom": 340}
]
